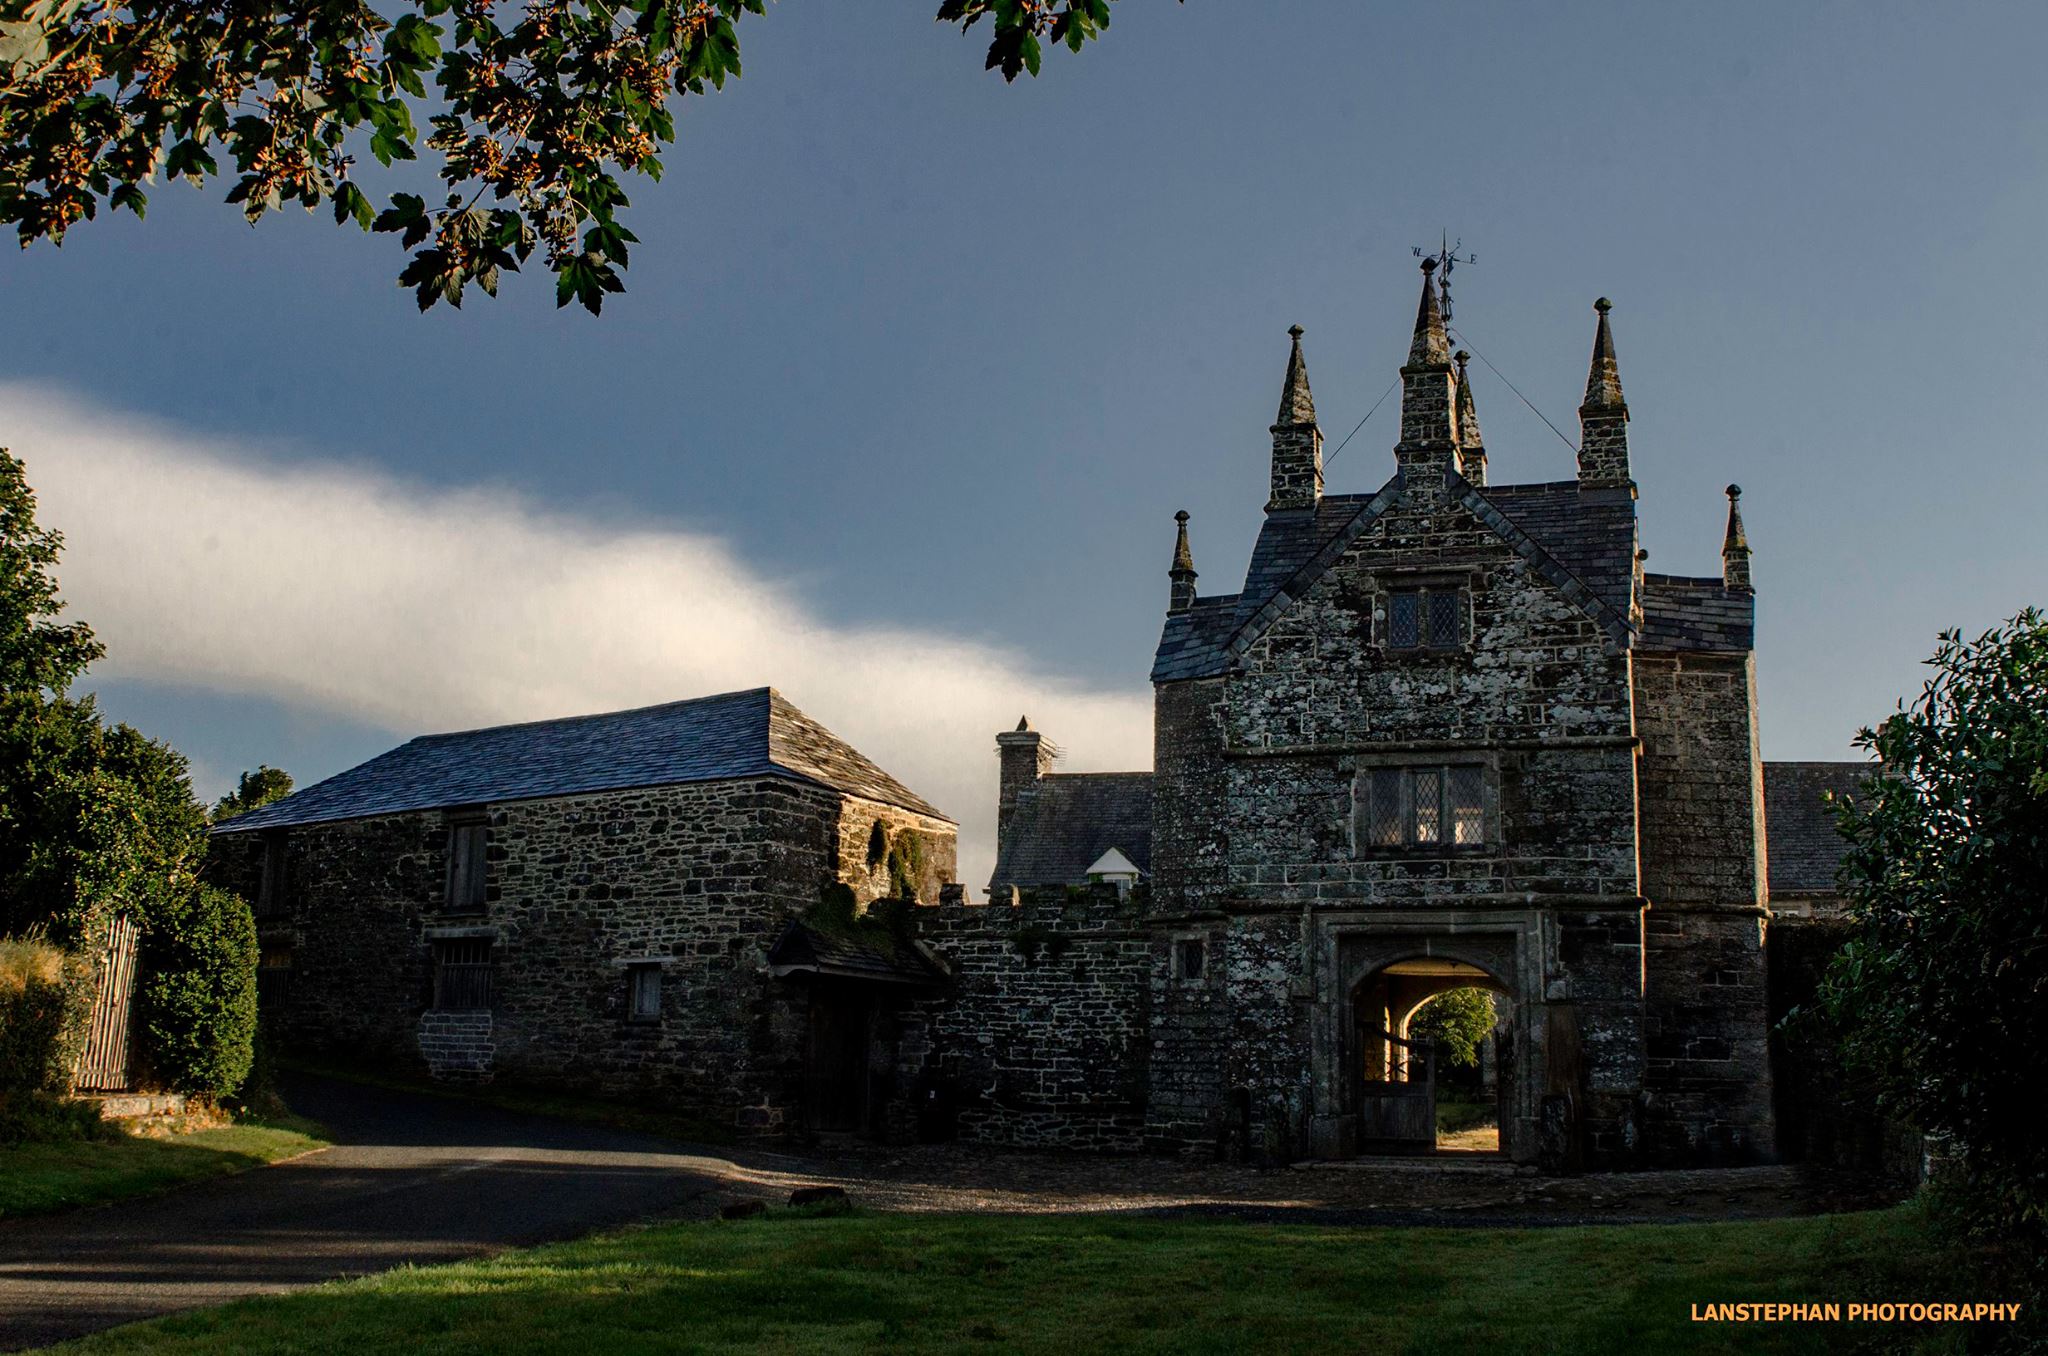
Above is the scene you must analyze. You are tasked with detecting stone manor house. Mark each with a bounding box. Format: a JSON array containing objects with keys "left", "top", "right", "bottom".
[{"left": 213, "top": 264, "right": 1865, "bottom": 1170}]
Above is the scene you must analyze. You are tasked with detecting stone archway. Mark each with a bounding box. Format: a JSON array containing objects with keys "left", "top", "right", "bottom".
[
  {"left": 1351, "top": 957, "right": 1513, "bottom": 1154},
  {"left": 1307, "top": 916, "right": 1546, "bottom": 1164}
]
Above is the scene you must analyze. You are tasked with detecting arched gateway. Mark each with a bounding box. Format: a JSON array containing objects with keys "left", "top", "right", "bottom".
[
  {"left": 1309, "top": 924, "right": 1546, "bottom": 1163},
  {"left": 1350, "top": 953, "right": 1514, "bottom": 1156}
]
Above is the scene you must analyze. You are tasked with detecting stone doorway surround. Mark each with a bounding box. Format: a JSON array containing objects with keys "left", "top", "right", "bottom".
[{"left": 1308, "top": 909, "right": 1547, "bottom": 1165}]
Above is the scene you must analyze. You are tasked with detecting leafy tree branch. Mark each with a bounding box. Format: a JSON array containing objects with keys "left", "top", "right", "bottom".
[{"left": 1, "top": 0, "right": 1163, "bottom": 312}]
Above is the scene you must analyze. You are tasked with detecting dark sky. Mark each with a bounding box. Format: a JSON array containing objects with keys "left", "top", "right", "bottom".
[{"left": 6, "top": 1, "right": 2045, "bottom": 873}]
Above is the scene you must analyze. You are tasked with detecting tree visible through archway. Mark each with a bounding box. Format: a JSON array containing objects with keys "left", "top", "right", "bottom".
[{"left": 1409, "top": 987, "right": 1502, "bottom": 1152}]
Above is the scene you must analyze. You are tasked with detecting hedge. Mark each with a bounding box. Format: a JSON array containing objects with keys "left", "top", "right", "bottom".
[{"left": 139, "top": 885, "right": 258, "bottom": 1099}]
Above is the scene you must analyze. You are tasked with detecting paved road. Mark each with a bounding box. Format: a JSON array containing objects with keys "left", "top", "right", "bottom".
[{"left": 0, "top": 1075, "right": 779, "bottom": 1351}]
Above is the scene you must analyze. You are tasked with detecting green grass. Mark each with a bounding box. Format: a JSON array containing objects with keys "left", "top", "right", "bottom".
[
  {"left": 1436, "top": 1093, "right": 1498, "bottom": 1134},
  {"left": 52, "top": 1204, "right": 1994, "bottom": 1355},
  {"left": 0, "top": 1116, "right": 326, "bottom": 1218}
]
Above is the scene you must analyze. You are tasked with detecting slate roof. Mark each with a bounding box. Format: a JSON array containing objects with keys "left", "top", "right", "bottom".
[
  {"left": 1153, "top": 487, "right": 1397, "bottom": 683},
  {"left": 213, "top": 687, "right": 949, "bottom": 834},
  {"left": 1471, "top": 480, "right": 1638, "bottom": 620},
  {"left": 1641, "top": 573, "right": 1754, "bottom": 652},
  {"left": 1765, "top": 761, "right": 1871, "bottom": 895},
  {"left": 766, "top": 919, "right": 946, "bottom": 986},
  {"left": 991, "top": 772, "right": 1154, "bottom": 888},
  {"left": 1152, "top": 472, "right": 1642, "bottom": 682}
]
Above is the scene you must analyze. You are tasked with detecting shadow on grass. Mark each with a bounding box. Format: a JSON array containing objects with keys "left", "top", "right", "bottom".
[
  {"left": 0, "top": 1121, "right": 326, "bottom": 1219},
  {"left": 68, "top": 1204, "right": 1995, "bottom": 1356}
]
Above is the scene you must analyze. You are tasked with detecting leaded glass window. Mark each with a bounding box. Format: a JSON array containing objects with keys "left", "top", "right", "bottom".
[
  {"left": 1425, "top": 590, "right": 1465, "bottom": 648},
  {"left": 1359, "top": 765, "right": 1490, "bottom": 850},
  {"left": 1384, "top": 586, "right": 1469, "bottom": 651},
  {"left": 1450, "top": 766, "right": 1486, "bottom": 845},
  {"left": 1387, "top": 591, "right": 1419, "bottom": 649},
  {"left": 1413, "top": 769, "right": 1443, "bottom": 843},
  {"left": 1368, "top": 768, "right": 1407, "bottom": 846}
]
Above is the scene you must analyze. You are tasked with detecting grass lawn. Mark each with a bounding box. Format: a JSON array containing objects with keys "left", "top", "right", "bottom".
[
  {"left": 54, "top": 1204, "right": 1992, "bottom": 1355},
  {"left": 0, "top": 1117, "right": 326, "bottom": 1219}
]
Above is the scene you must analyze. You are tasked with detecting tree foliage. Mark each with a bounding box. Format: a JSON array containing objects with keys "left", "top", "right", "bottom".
[
  {"left": 213, "top": 764, "right": 293, "bottom": 821},
  {"left": 1, "top": 447, "right": 209, "bottom": 946},
  {"left": 3, "top": 0, "right": 1165, "bottom": 312},
  {"left": 1816, "top": 610, "right": 2048, "bottom": 1244},
  {"left": 1410, "top": 986, "right": 1497, "bottom": 1070},
  {"left": 0, "top": 448, "right": 258, "bottom": 1101}
]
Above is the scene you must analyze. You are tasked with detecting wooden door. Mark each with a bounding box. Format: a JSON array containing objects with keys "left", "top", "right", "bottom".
[
  {"left": 805, "top": 990, "right": 872, "bottom": 1134},
  {"left": 1357, "top": 1029, "right": 1436, "bottom": 1153}
]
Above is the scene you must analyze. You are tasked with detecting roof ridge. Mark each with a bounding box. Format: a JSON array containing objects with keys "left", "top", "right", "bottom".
[
  {"left": 413, "top": 687, "right": 772, "bottom": 743},
  {"left": 765, "top": 691, "right": 953, "bottom": 822},
  {"left": 1642, "top": 571, "right": 1728, "bottom": 587},
  {"left": 1039, "top": 770, "right": 1153, "bottom": 781}
]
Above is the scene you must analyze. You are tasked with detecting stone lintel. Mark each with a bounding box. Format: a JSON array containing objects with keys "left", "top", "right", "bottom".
[{"left": 1222, "top": 734, "right": 1642, "bottom": 758}]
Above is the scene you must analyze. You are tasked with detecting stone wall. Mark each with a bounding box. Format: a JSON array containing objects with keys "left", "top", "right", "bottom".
[
  {"left": 211, "top": 776, "right": 957, "bottom": 1138},
  {"left": 1633, "top": 650, "right": 1775, "bottom": 1163},
  {"left": 901, "top": 884, "right": 1152, "bottom": 1152},
  {"left": 832, "top": 797, "right": 958, "bottom": 908}
]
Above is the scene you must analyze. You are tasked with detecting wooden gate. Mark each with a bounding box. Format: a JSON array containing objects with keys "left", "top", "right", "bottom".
[
  {"left": 1357, "top": 1028, "right": 1436, "bottom": 1153},
  {"left": 73, "top": 914, "right": 140, "bottom": 1093}
]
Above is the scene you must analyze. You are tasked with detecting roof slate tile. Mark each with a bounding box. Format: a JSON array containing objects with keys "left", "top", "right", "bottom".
[{"left": 213, "top": 687, "right": 948, "bottom": 834}]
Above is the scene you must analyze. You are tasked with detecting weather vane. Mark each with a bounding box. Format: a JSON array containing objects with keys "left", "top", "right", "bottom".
[{"left": 1411, "top": 231, "right": 1477, "bottom": 322}]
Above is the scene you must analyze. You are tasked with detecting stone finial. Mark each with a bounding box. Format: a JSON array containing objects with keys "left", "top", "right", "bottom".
[
  {"left": 1583, "top": 297, "right": 1624, "bottom": 409},
  {"left": 1576, "top": 296, "right": 1633, "bottom": 491},
  {"left": 1396, "top": 262, "right": 1458, "bottom": 490},
  {"left": 1015, "top": 715, "right": 1031, "bottom": 732},
  {"left": 1453, "top": 349, "right": 1487, "bottom": 487},
  {"left": 1276, "top": 324, "right": 1317, "bottom": 425},
  {"left": 1268, "top": 326, "right": 1324, "bottom": 511},
  {"left": 1722, "top": 484, "right": 1752, "bottom": 590},
  {"left": 1407, "top": 259, "right": 1450, "bottom": 369},
  {"left": 1169, "top": 509, "right": 1198, "bottom": 612}
]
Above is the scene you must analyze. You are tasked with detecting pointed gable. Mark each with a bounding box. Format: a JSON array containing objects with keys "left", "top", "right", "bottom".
[{"left": 1152, "top": 468, "right": 1644, "bottom": 681}]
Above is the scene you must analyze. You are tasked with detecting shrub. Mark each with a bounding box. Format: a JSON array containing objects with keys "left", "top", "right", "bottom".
[
  {"left": 0, "top": 931, "right": 99, "bottom": 1144},
  {"left": 0, "top": 932, "right": 87, "bottom": 1091},
  {"left": 1816, "top": 609, "right": 2048, "bottom": 1305},
  {"left": 139, "top": 885, "right": 258, "bottom": 1099}
]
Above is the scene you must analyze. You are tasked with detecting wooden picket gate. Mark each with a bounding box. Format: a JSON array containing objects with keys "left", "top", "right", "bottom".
[{"left": 73, "top": 914, "right": 140, "bottom": 1092}]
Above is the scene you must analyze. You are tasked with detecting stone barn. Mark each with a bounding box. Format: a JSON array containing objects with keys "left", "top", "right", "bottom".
[{"left": 209, "top": 687, "right": 957, "bottom": 1137}]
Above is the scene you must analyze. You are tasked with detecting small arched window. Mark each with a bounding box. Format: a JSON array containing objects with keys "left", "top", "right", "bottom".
[{"left": 866, "top": 820, "right": 888, "bottom": 869}]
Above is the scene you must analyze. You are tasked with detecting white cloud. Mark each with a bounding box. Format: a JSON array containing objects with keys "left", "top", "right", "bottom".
[{"left": 7, "top": 382, "right": 1153, "bottom": 891}]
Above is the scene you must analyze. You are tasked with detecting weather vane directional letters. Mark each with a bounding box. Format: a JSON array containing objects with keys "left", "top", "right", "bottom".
[{"left": 1412, "top": 231, "right": 1477, "bottom": 322}]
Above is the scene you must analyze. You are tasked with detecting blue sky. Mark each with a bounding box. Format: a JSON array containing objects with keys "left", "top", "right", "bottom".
[{"left": 5, "top": 1, "right": 2046, "bottom": 884}]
